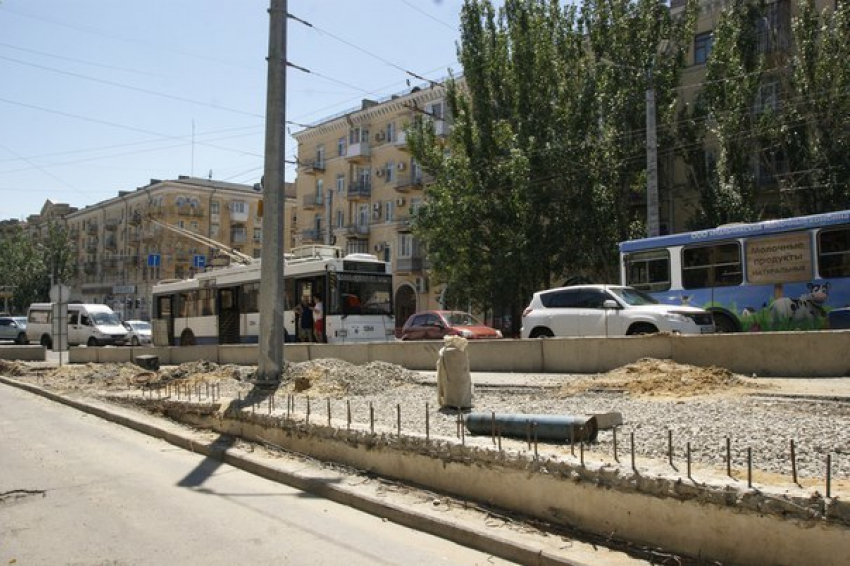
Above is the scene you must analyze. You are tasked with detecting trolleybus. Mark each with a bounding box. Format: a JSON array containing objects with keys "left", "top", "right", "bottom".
[
  {"left": 619, "top": 210, "right": 850, "bottom": 332},
  {"left": 151, "top": 245, "right": 394, "bottom": 345}
]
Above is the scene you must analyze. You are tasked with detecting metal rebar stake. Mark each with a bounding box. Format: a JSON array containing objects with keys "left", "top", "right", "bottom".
[
  {"left": 397, "top": 403, "right": 401, "bottom": 437},
  {"left": 686, "top": 442, "right": 691, "bottom": 479},
  {"left": 668, "top": 429, "right": 673, "bottom": 468},
  {"left": 425, "top": 402, "right": 430, "bottom": 442},
  {"left": 369, "top": 402, "right": 374, "bottom": 435},
  {"left": 327, "top": 398, "right": 331, "bottom": 426},
  {"left": 747, "top": 447, "right": 752, "bottom": 488},
  {"left": 826, "top": 453, "right": 832, "bottom": 498},
  {"left": 347, "top": 400, "right": 351, "bottom": 431},
  {"left": 631, "top": 432, "right": 636, "bottom": 473},
  {"left": 726, "top": 436, "right": 732, "bottom": 478},
  {"left": 613, "top": 426, "right": 619, "bottom": 463},
  {"left": 791, "top": 439, "right": 798, "bottom": 485}
]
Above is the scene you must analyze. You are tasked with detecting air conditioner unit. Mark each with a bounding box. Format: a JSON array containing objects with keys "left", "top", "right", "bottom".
[
  {"left": 375, "top": 132, "right": 385, "bottom": 142},
  {"left": 396, "top": 198, "right": 406, "bottom": 206},
  {"left": 372, "top": 202, "right": 381, "bottom": 211},
  {"left": 376, "top": 169, "right": 384, "bottom": 177},
  {"left": 374, "top": 243, "right": 385, "bottom": 252},
  {"left": 397, "top": 162, "right": 407, "bottom": 171},
  {"left": 372, "top": 210, "right": 380, "bottom": 220},
  {"left": 415, "top": 277, "right": 428, "bottom": 293}
]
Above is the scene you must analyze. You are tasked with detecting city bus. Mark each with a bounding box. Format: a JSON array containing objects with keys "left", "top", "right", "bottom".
[
  {"left": 619, "top": 210, "right": 850, "bottom": 332},
  {"left": 151, "top": 245, "right": 394, "bottom": 345}
]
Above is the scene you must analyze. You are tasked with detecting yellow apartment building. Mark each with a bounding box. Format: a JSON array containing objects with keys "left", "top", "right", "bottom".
[
  {"left": 292, "top": 84, "right": 449, "bottom": 328},
  {"left": 57, "top": 176, "right": 271, "bottom": 320}
]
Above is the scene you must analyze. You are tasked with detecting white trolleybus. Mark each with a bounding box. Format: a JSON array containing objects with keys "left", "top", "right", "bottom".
[
  {"left": 619, "top": 209, "right": 850, "bottom": 333},
  {"left": 151, "top": 245, "right": 394, "bottom": 346}
]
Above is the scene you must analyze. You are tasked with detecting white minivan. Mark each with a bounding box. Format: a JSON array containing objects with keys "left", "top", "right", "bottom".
[
  {"left": 27, "top": 303, "right": 128, "bottom": 348},
  {"left": 521, "top": 284, "right": 715, "bottom": 338}
]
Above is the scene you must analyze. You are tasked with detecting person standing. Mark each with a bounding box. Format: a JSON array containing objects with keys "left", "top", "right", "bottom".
[
  {"left": 313, "top": 294, "right": 324, "bottom": 343},
  {"left": 296, "top": 297, "right": 314, "bottom": 342}
]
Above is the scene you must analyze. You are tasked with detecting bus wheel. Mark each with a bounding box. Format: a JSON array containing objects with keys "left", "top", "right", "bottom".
[
  {"left": 529, "top": 328, "right": 554, "bottom": 339},
  {"left": 180, "top": 330, "right": 196, "bottom": 346},
  {"left": 40, "top": 335, "right": 52, "bottom": 349},
  {"left": 713, "top": 313, "right": 738, "bottom": 334}
]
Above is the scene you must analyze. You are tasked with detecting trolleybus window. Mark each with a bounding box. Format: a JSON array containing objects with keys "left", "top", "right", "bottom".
[
  {"left": 682, "top": 243, "right": 742, "bottom": 289},
  {"left": 624, "top": 249, "right": 670, "bottom": 291},
  {"left": 818, "top": 227, "right": 850, "bottom": 278}
]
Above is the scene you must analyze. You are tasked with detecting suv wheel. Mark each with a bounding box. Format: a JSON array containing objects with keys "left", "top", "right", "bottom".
[
  {"left": 16, "top": 332, "right": 28, "bottom": 345},
  {"left": 627, "top": 323, "right": 658, "bottom": 335},
  {"left": 529, "top": 328, "right": 554, "bottom": 339},
  {"left": 40, "top": 335, "right": 52, "bottom": 349}
]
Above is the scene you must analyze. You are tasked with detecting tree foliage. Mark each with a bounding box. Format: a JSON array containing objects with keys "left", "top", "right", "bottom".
[
  {"left": 0, "top": 222, "right": 76, "bottom": 313},
  {"left": 407, "top": 0, "right": 694, "bottom": 333}
]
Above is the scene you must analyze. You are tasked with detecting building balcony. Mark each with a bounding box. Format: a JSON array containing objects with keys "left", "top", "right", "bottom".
[
  {"left": 231, "top": 232, "right": 248, "bottom": 245},
  {"left": 395, "top": 215, "right": 413, "bottom": 232},
  {"left": 105, "top": 218, "right": 120, "bottom": 231},
  {"left": 396, "top": 255, "right": 426, "bottom": 273},
  {"left": 302, "top": 193, "right": 324, "bottom": 209},
  {"left": 299, "top": 160, "right": 326, "bottom": 175},
  {"left": 347, "top": 181, "right": 371, "bottom": 200},
  {"left": 86, "top": 224, "right": 99, "bottom": 235},
  {"left": 141, "top": 229, "right": 161, "bottom": 241},
  {"left": 85, "top": 242, "right": 99, "bottom": 253},
  {"left": 394, "top": 131, "right": 408, "bottom": 151},
  {"left": 394, "top": 173, "right": 424, "bottom": 193},
  {"left": 177, "top": 204, "right": 205, "bottom": 217},
  {"left": 300, "top": 228, "right": 321, "bottom": 242},
  {"left": 345, "top": 142, "right": 371, "bottom": 163},
  {"left": 129, "top": 211, "right": 143, "bottom": 225},
  {"left": 342, "top": 223, "right": 370, "bottom": 237},
  {"left": 103, "top": 236, "right": 117, "bottom": 250},
  {"left": 433, "top": 120, "right": 450, "bottom": 137}
]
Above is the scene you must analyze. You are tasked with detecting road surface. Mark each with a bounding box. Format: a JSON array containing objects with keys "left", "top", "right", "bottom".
[{"left": 0, "top": 384, "right": 513, "bottom": 565}]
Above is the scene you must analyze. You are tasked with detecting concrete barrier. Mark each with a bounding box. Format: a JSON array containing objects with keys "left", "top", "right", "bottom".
[
  {"left": 0, "top": 345, "right": 46, "bottom": 361},
  {"left": 62, "top": 330, "right": 850, "bottom": 377}
]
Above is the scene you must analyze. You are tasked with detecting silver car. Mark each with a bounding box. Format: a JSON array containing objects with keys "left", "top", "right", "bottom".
[{"left": 0, "top": 316, "right": 29, "bottom": 344}]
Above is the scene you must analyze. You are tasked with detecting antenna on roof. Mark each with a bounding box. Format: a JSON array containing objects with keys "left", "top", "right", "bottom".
[{"left": 208, "top": 170, "right": 213, "bottom": 180}]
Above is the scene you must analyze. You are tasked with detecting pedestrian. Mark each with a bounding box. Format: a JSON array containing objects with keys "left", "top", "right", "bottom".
[
  {"left": 297, "top": 297, "right": 314, "bottom": 342},
  {"left": 313, "top": 294, "right": 324, "bottom": 343}
]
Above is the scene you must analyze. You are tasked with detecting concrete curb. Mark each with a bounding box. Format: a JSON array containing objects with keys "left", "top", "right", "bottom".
[{"left": 0, "top": 376, "right": 589, "bottom": 566}]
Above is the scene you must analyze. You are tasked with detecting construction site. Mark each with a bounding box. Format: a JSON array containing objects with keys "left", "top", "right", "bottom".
[{"left": 1, "top": 349, "right": 848, "bottom": 565}]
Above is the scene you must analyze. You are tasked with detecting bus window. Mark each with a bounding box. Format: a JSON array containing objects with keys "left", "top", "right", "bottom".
[
  {"left": 818, "top": 227, "right": 850, "bottom": 278},
  {"left": 200, "top": 289, "right": 215, "bottom": 315},
  {"left": 682, "top": 243, "right": 742, "bottom": 289},
  {"left": 624, "top": 250, "right": 670, "bottom": 291},
  {"left": 241, "top": 283, "right": 260, "bottom": 314}
]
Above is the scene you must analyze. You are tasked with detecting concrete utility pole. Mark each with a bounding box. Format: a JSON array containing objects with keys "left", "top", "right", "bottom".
[
  {"left": 257, "top": 0, "right": 287, "bottom": 382},
  {"left": 645, "top": 65, "right": 660, "bottom": 238}
]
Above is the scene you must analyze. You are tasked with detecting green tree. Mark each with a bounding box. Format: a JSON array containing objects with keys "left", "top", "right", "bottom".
[
  {"left": 693, "top": 0, "right": 767, "bottom": 227},
  {"left": 0, "top": 221, "right": 75, "bottom": 313},
  {"left": 783, "top": 0, "right": 850, "bottom": 213},
  {"left": 408, "top": 0, "right": 693, "bottom": 333}
]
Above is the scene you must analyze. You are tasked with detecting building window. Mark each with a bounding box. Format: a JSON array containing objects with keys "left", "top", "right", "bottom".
[
  {"left": 211, "top": 201, "right": 220, "bottom": 214},
  {"left": 385, "top": 201, "right": 394, "bottom": 223},
  {"left": 316, "top": 145, "right": 325, "bottom": 167},
  {"left": 190, "top": 221, "right": 199, "bottom": 232},
  {"left": 253, "top": 227, "right": 262, "bottom": 241},
  {"left": 316, "top": 178, "right": 324, "bottom": 199},
  {"left": 755, "top": 79, "right": 780, "bottom": 114},
  {"left": 335, "top": 210, "right": 344, "bottom": 228},
  {"left": 385, "top": 161, "right": 395, "bottom": 182},
  {"left": 399, "top": 233, "right": 413, "bottom": 258},
  {"left": 386, "top": 122, "right": 395, "bottom": 143},
  {"left": 337, "top": 136, "right": 346, "bottom": 157},
  {"left": 210, "top": 223, "right": 220, "bottom": 237},
  {"left": 336, "top": 174, "right": 345, "bottom": 193},
  {"left": 231, "top": 201, "right": 247, "bottom": 214},
  {"left": 694, "top": 32, "right": 713, "bottom": 65}
]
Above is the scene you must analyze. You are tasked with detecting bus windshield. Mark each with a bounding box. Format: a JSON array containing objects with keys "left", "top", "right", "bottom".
[
  {"left": 335, "top": 273, "right": 392, "bottom": 316},
  {"left": 609, "top": 287, "right": 659, "bottom": 306}
]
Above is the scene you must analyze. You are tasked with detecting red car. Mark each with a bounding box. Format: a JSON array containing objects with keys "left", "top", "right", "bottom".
[{"left": 399, "top": 310, "right": 503, "bottom": 341}]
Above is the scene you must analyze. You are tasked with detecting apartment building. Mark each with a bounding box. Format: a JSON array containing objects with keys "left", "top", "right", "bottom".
[
  {"left": 60, "top": 176, "right": 270, "bottom": 320},
  {"left": 292, "top": 85, "right": 449, "bottom": 327}
]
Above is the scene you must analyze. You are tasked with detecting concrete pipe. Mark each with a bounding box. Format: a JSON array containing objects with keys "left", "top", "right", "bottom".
[{"left": 465, "top": 413, "right": 598, "bottom": 443}]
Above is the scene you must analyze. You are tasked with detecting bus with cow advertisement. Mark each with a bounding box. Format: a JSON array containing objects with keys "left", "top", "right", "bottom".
[
  {"left": 619, "top": 210, "right": 850, "bottom": 332},
  {"left": 151, "top": 245, "right": 394, "bottom": 346}
]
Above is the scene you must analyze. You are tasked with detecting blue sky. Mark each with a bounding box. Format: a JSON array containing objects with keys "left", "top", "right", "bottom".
[{"left": 0, "top": 0, "right": 464, "bottom": 220}]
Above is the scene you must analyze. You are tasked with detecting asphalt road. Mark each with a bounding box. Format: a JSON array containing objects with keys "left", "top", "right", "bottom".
[{"left": 0, "top": 385, "right": 513, "bottom": 565}]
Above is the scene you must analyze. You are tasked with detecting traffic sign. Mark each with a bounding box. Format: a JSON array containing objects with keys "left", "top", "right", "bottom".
[
  {"left": 147, "top": 253, "right": 161, "bottom": 267},
  {"left": 193, "top": 255, "right": 206, "bottom": 268}
]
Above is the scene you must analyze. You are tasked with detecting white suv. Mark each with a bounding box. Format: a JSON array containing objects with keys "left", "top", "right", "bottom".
[{"left": 521, "top": 284, "right": 715, "bottom": 338}]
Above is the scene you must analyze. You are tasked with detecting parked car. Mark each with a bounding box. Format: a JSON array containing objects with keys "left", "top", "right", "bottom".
[
  {"left": 122, "top": 320, "right": 152, "bottom": 346},
  {"left": 521, "top": 284, "right": 715, "bottom": 338},
  {"left": 400, "top": 310, "right": 503, "bottom": 341},
  {"left": 0, "top": 316, "right": 28, "bottom": 344}
]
